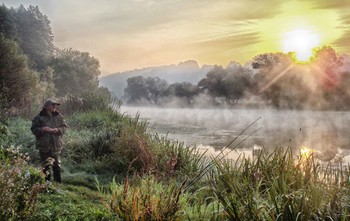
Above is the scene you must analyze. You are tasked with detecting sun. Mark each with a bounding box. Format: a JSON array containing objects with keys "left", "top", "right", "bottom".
[{"left": 282, "top": 28, "right": 321, "bottom": 63}]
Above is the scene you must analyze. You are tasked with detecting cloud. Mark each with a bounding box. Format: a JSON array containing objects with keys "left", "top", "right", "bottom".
[
  {"left": 218, "top": 0, "right": 285, "bottom": 20},
  {"left": 332, "top": 13, "right": 350, "bottom": 51},
  {"left": 194, "top": 31, "right": 261, "bottom": 50},
  {"left": 333, "top": 30, "right": 350, "bottom": 50},
  {"left": 2, "top": 0, "right": 349, "bottom": 74},
  {"left": 309, "top": 0, "right": 350, "bottom": 10}
]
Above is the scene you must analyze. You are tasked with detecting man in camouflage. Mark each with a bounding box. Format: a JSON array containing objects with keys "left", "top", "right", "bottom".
[{"left": 31, "top": 99, "right": 67, "bottom": 183}]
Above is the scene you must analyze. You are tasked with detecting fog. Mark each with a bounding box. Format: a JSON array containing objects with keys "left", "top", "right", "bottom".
[
  {"left": 121, "top": 106, "right": 350, "bottom": 162},
  {"left": 118, "top": 47, "right": 350, "bottom": 111}
]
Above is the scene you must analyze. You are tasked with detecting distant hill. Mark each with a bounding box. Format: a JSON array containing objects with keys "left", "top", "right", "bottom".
[{"left": 99, "top": 60, "right": 214, "bottom": 98}]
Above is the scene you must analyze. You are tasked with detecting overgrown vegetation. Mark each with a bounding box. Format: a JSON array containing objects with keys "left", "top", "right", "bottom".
[
  {"left": 1, "top": 3, "right": 350, "bottom": 220},
  {"left": 2, "top": 98, "right": 350, "bottom": 220},
  {"left": 0, "top": 4, "right": 111, "bottom": 118},
  {"left": 0, "top": 147, "right": 46, "bottom": 220}
]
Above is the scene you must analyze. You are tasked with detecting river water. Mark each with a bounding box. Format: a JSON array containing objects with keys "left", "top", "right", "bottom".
[{"left": 120, "top": 106, "right": 350, "bottom": 162}]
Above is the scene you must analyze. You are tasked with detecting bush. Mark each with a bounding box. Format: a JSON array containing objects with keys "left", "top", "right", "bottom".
[
  {"left": 0, "top": 121, "right": 13, "bottom": 146},
  {"left": 64, "top": 110, "right": 205, "bottom": 181},
  {"left": 59, "top": 93, "right": 117, "bottom": 116},
  {"left": 6, "top": 118, "right": 39, "bottom": 162},
  {"left": 0, "top": 146, "right": 46, "bottom": 220}
]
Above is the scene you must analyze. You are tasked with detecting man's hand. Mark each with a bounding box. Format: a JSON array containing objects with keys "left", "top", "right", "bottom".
[{"left": 42, "top": 127, "right": 59, "bottom": 133}]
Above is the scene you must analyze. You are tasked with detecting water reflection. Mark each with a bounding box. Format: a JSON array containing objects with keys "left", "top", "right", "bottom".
[{"left": 121, "top": 106, "right": 350, "bottom": 163}]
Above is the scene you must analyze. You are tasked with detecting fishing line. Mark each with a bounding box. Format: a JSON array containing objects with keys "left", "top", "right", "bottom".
[{"left": 184, "top": 116, "right": 262, "bottom": 191}]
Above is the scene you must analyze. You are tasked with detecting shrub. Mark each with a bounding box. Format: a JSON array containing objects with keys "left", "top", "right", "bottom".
[
  {"left": 59, "top": 93, "right": 118, "bottom": 116},
  {"left": 6, "top": 118, "right": 39, "bottom": 162},
  {"left": 0, "top": 121, "right": 13, "bottom": 146},
  {"left": 64, "top": 110, "right": 205, "bottom": 180},
  {"left": 0, "top": 146, "right": 46, "bottom": 220}
]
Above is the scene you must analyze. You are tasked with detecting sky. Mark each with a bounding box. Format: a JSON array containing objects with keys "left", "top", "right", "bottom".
[{"left": 1, "top": 0, "right": 350, "bottom": 75}]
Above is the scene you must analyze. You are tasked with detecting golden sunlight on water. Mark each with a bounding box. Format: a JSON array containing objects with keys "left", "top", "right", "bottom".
[
  {"left": 197, "top": 145, "right": 253, "bottom": 160},
  {"left": 121, "top": 106, "right": 350, "bottom": 164},
  {"left": 300, "top": 146, "right": 313, "bottom": 159}
]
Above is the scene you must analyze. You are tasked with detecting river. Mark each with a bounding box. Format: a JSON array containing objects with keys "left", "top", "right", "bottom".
[{"left": 120, "top": 106, "right": 350, "bottom": 162}]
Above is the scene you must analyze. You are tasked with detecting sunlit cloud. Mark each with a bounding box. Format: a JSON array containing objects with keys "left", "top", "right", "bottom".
[{"left": 1, "top": 0, "right": 349, "bottom": 75}]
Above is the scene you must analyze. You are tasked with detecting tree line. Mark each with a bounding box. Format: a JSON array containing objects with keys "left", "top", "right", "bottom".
[
  {"left": 0, "top": 4, "right": 110, "bottom": 118},
  {"left": 123, "top": 47, "right": 350, "bottom": 110}
]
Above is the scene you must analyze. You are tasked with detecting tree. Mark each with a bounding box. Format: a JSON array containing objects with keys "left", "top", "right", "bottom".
[
  {"left": 123, "top": 76, "right": 168, "bottom": 104},
  {"left": 145, "top": 77, "right": 168, "bottom": 103},
  {"left": 198, "top": 65, "right": 227, "bottom": 98},
  {"left": 12, "top": 5, "right": 54, "bottom": 70},
  {"left": 50, "top": 49, "right": 101, "bottom": 96},
  {"left": 0, "top": 35, "right": 39, "bottom": 114},
  {"left": 198, "top": 64, "right": 253, "bottom": 104},
  {"left": 0, "top": 4, "right": 16, "bottom": 40},
  {"left": 251, "top": 52, "right": 323, "bottom": 109},
  {"left": 164, "top": 82, "right": 199, "bottom": 104},
  {"left": 123, "top": 76, "right": 148, "bottom": 103}
]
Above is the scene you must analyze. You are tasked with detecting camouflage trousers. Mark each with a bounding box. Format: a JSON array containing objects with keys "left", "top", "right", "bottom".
[{"left": 40, "top": 151, "right": 62, "bottom": 183}]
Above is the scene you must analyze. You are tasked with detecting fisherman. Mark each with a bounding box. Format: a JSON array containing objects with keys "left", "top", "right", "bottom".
[{"left": 31, "top": 99, "right": 68, "bottom": 183}]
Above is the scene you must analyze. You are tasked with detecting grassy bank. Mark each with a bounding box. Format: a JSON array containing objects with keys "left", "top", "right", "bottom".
[{"left": 1, "top": 102, "right": 350, "bottom": 220}]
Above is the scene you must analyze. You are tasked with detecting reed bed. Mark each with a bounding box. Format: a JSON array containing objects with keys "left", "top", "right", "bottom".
[{"left": 206, "top": 148, "right": 350, "bottom": 220}]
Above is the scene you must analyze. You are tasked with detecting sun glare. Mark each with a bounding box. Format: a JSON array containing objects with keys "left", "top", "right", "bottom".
[
  {"left": 300, "top": 146, "right": 312, "bottom": 159},
  {"left": 283, "top": 28, "right": 321, "bottom": 62}
]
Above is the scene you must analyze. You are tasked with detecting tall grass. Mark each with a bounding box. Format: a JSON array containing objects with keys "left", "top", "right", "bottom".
[
  {"left": 98, "top": 175, "right": 186, "bottom": 220},
  {"left": 60, "top": 93, "right": 119, "bottom": 115},
  {"left": 3, "top": 94, "right": 350, "bottom": 220},
  {"left": 208, "top": 147, "right": 350, "bottom": 220}
]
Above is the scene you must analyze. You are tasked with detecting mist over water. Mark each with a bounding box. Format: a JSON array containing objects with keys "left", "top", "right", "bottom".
[{"left": 121, "top": 106, "right": 350, "bottom": 161}]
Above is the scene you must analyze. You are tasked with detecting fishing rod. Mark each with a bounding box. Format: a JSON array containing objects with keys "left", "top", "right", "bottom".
[
  {"left": 183, "top": 116, "right": 262, "bottom": 192},
  {"left": 184, "top": 126, "right": 262, "bottom": 192},
  {"left": 217, "top": 127, "right": 262, "bottom": 162}
]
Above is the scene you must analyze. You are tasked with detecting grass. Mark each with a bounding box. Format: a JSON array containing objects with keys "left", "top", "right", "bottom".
[
  {"left": 2, "top": 98, "right": 350, "bottom": 220},
  {"left": 29, "top": 184, "right": 116, "bottom": 221},
  {"left": 208, "top": 148, "right": 350, "bottom": 220}
]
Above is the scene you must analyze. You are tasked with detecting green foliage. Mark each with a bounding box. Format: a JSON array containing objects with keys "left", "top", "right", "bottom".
[
  {"left": 12, "top": 5, "right": 54, "bottom": 70},
  {"left": 6, "top": 118, "right": 39, "bottom": 162},
  {"left": 0, "top": 4, "right": 112, "bottom": 116},
  {"left": 50, "top": 48, "right": 101, "bottom": 97},
  {"left": 151, "top": 134, "right": 206, "bottom": 180},
  {"left": 63, "top": 109, "right": 205, "bottom": 179},
  {"left": 123, "top": 76, "right": 168, "bottom": 104},
  {"left": 0, "top": 4, "right": 54, "bottom": 71},
  {"left": 64, "top": 110, "right": 153, "bottom": 175},
  {"left": 0, "top": 4, "right": 17, "bottom": 40},
  {"left": 209, "top": 148, "right": 350, "bottom": 220},
  {"left": 198, "top": 64, "right": 253, "bottom": 104},
  {"left": 0, "top": 121, "right": 13, "bottom": 146},
  {"left": 60, "top": 93, "right": 113, "bottom": 116},
  {"left": 164, "top": 82, "right": 199, "bottom": 104},
  {"left": 31, "top": 184, "right": 115, "bottom": 221},
  {"left": 0, "top": 34, "right": 39, "bottom": 115},
  {"left": 0, "top": 146, "right": 46, "bottom": 221},
  {"left": 99, "top": 175, "right": 185, "bottom": 221},
  {"left": 3, "top": 92, "right": 350, "bottom": 220}
]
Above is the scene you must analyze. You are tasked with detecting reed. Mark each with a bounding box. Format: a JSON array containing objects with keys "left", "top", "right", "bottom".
[{"left": 208, "top": 147, "right": 350, "bottom": 220}]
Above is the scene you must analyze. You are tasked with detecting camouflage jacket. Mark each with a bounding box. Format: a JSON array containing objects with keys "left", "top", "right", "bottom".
[{"left": 31, "top": 109, "right": 68, "bottom": 154}]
